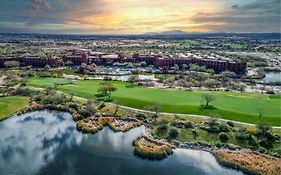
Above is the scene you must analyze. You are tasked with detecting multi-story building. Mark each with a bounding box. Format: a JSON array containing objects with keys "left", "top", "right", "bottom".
[
  {"left": 132, "top": 54, "right": 160, "bottom": 65},
  {"left": 63, "top": 53, "right": 90, "bottom": 65},
  {"left": 0, "top": 50, "right": 247, "bottom": 73},
  {"left": 154, "top": 57, "right": 246, "bottom": 73},
  {"left": 0, "top": 56, "right": 60, "bottom": 68}
]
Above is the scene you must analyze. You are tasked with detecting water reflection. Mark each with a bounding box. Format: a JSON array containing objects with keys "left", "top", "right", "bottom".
[
  {"left": 0, "top": 111, "right": 82, "bottom": 175},
  {"left": 262, "top": 72, "right": 281, "bottom": 83},
  {"left": 0, "top": 110, "right": 245, "bottom": 175},
  {"left": 79, "top": 126, "right": 145, "bottom": 158}
]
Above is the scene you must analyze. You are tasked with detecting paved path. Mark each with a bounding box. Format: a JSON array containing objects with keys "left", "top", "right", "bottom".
[{"left": 28, "top": 86, "right": 281, "bottom": 129}]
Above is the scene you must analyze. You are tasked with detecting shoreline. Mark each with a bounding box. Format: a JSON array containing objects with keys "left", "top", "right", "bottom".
[{"left": 2, "top": 101, "right": 281, "bottom": 175}]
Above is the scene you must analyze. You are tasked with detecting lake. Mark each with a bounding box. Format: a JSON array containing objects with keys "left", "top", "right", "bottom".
[
  {"left": 0, "top": 110, "right": 245, "bottom": 175},
  {"left": 262, "top": 72, "right": 281, "bottom": 83}
]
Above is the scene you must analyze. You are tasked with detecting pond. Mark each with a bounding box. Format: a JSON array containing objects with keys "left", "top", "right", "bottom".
[
  {"left": 0, "top": 110, "right": 245, "bottom": 175},
  {"left": 262, "top": 72, "right": 281, "bottom": 83}
]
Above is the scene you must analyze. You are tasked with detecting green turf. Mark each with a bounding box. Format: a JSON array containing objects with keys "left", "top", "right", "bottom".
[
  {"left": 0, "top": 96, "right": 29, "bottom": 120},
  {"left": 28, "top": 77, "right": 281, "bottom": 126}
]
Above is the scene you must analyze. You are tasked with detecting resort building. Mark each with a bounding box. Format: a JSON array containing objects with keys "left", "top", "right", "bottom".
[
  {"left": 0, "top": 56, "right": 60, "bottom": 68},
  {"left": 0, "top": 50, "right": 247, "bottom": 73}
]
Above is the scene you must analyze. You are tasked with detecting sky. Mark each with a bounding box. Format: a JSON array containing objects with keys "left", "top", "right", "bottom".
[{"left": 0, "top": 0, "right": 280, "bottom": 34}]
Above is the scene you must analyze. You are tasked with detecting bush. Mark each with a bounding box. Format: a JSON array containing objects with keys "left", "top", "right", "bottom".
[
  {"left": 219, "top": 133, "right": 229, "bottom": 142},
  {"left": 227, "top": 121, "right": 234, "bottom": 127},
  {"left": 192, "top": 129, "right": 198, "bottom": 138},
  {"left": 265, "top": 90, "right": 275, "bottom": 94},
  {"left": 157, "top": 123, "right": 168, "bottom": 131},
  {"left": 97, "top": 103, "right": 106, "bottom": 110},
  {"left": 77, "top": 108, "right": 92, "bottom": 117},
  {"left": 43, "top": 94, "right": 67, "bottom": 105},
  {"left": 13, "top": 87, "right": 34, "bottom": 96},
  {"left": 171, "top": 121, "right": 185, "bottom": 128},
  {"left": 235, "top": 128, "right": 251, "bottom": 140},
  {"left": 184, "top": 121, "right": 194, "bottom": 128},
  {"left": 136, "top": 113, "right": 146, "bottom": 120},
  {"left": 219, "top": 124, "right": 230, "bottom": 132},
  {"left": 68, "top": 103, "right": 80, "bottom": 110},
  {"left": 168, "top": 128, "right": 179, "bottom": 139},
  {"left": 202, "top": 118, "right": 230, "bottom": 133}
]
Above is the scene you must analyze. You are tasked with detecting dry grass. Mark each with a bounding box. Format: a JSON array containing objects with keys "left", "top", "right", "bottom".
[
  {"left": 213, "top": 149, "right": 281, "bottom": 175},
  {"left": 76, "top": 116, "right": 142, "bottom": 133},
  {"left": 133, "top": 136, "right": 173, "bottom": 159}
]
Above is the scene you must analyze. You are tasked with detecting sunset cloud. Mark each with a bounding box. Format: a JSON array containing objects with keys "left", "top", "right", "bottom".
[{"left": 0, "top": 0, "right": 279, "bottom": 34}]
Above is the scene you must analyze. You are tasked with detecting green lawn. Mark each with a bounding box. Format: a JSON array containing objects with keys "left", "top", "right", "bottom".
[
  {"left": 0, "top": 96, "right": 30, "bottom": 120},
  {"left": 28, "top": 77, "right": 281, "bottom": 126}
]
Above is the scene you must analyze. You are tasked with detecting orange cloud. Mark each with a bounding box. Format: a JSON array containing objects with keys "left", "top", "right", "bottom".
[{"left": 63, "top": 0, "right": 226, "bottom": 34}]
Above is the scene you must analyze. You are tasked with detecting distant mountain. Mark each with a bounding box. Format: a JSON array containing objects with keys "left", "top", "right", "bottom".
[{"left": 144, "top": 30, "right": 190, "bottom": 35}]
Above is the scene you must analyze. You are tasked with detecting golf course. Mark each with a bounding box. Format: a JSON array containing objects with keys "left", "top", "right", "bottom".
[
  {"left": 0, "top": 96, "right": 29, "bottom": 120},
  {"left": 28, "top": 77, "right": 281, "bottom": 126}
]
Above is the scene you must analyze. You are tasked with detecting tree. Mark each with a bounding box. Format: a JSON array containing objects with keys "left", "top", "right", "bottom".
[
  {"left": 197, "top": 73, "right": 208, "bottom": 87},
  {"left": 201, "top": 93, "right": 216, "bottom": 107},
  {"left": 256, "top": 123, "right": 275, "bottom": 148},
  {"left": 113, "top": 100, "right": 120, "bottom": 116},
  {"left": 69, "top": 92, "right": 74, "bottom": 101},
  {"left": 204, "top": 79, "right": 217, "bottom": 89},
  {"left": 256, "top": 97, "right": 265, "bottom": 121},
  {"left": 257, "top": 107, "right": 265, "bottom": 120},
  {"left": 65, "top": 61, "right": 73, "bottom": 66},
  {"left": 207, "top": 68, "right": 215, "bottom": 75},
  {"left": 221, "top": 71, "right": 237, "bottom": 78},
  {"left": 44, "top": 64, "right": 51, "bottom": 70},
  {"left": 4, "top": 61, "right": 20, "bottom": 68},
  {"left": 97, "top": 81, "right": 117, "bottom": 99},
  {"left": 147, "top": 103, "right": 163, "bottom": 117},
  {"left": 128, "top": 75, "right": 137, "bottom": 87},
  {"left": 140, "top": 61, "right": 147, "bottom": 67},
  {"left": 219, "top": 132, "right": 229, "bottom": 142},
  {"left": 239, "top": 84, "right": 246, "bottom": 92}
]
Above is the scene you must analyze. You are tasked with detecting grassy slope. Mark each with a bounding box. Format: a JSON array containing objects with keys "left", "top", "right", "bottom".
[
  {"left": 0, "top": 96, "right": 29, "bottom": 120},
  {"left": 28, "top": 77, "right": 281, "bottom": 126}
]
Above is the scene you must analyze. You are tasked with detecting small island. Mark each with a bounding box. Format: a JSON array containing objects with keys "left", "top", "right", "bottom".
[{"left": 133, "top": 136, "right": 174, "bottom": 160}]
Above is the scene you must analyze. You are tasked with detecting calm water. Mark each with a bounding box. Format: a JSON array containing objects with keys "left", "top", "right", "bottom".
[
  {"left": 262, "top": 72, "right": 281, "bottom": 83},
  {"left": 0, "top": 110, "right": 245, "bottom": 175}
]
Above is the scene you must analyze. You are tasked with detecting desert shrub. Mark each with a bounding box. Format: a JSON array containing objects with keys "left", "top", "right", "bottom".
[
  {"left": 12, "top": 87, "right": 34, "bottom": 96},
  {"left": 184, "top": 121, "right": 194, "bottom": 128},
  {"left": 256, "top": 123, "right": 275, "bottom": 148},
  {"left": 192, "top": 129, "right": 198, "bottom": 138},
  {"left": 227, "top": 121, "right": 234, "bottom": 127},
  {"left": 219, "top": 124, "right": 230, "bottom": 132},
  {"left": 136, "top": 113, "right": 146, "bottom": 120},
  {"left": 97, "top": 103, "right": 106, "bottom": 109},
  {"left": 171, "top": 121, "right": 185, "bottom": 128},
  {"left": 77, "top": 108, "right": 92, "bottom": 117},
  {"left": 157, "top": 123, "right": 168, "bottom": 131},
  {"left": 247, "top": 136, "right": 259, "bottom": 148},
  {"left": 42, "top": 94, "right": 67, "bottom": 105},
  {"left": 235, "top": 128, "right": 251, "bottom": 140},
  {"left": 168, "top": 128, "right": 179, "bottom": 139},
  {"left": 68, "top": 103, "right": 80, "bottom": 110},
  {"left": 202, "top": 118, "right": 230, "bottom": 133},
  {"left": 219, "top": 132, "right": 229, "bottom": 142}
]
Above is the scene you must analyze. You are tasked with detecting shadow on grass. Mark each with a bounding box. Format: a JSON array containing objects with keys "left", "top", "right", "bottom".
[
  {"left": 125, "top": 85, "right": 135, "bottom": 88},
  {"left": 199, "top": 105, "right": 217, "bottom": 111}
]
